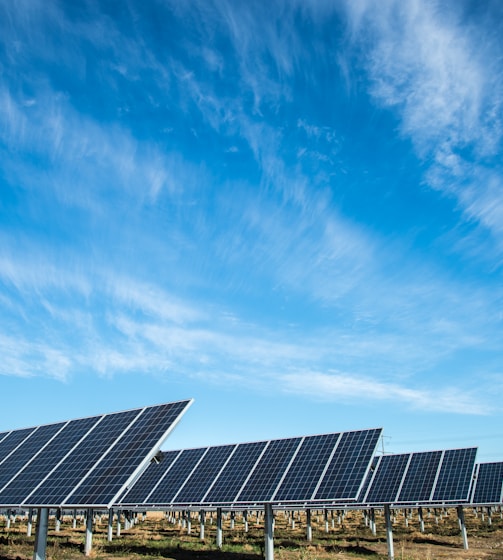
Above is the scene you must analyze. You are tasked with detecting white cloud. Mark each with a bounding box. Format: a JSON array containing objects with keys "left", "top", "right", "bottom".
[
  {"left": 343, "top": 0, "right": 503, "bottom": 247},
  {"left": 280, "top": 370, "right": 488, "bottom": 415}
]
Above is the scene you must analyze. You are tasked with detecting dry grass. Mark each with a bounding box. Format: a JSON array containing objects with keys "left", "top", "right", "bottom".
[{"left": 1, "top": 507, "right": 503, "bottom": 560}]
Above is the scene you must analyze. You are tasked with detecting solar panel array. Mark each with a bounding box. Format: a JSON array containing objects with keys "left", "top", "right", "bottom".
[
  {"left": 359, "top": 447, "right": 477, "bottom": 505},
  {"left": 0, "top": 400, "right": 192, "bottom": 508},
  {"left": 471, "top": 462, "right": 503, "bottom": 505},
  {"left": 116, "top": 429, "right": 382, "bottom": 507}
]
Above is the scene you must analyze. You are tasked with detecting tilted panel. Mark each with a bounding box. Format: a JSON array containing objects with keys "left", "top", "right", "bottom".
[
  {"left": 173, "top": 445, "right": 236, "bottom": 504},
  {"left": 0, "top": 429, "right": 37, "bottom": 464},
  {"left": 432, "top": 448, "right": 477, "bottom": 502},
  {"left": 66, "top": 401, "right": 191, "bottom": 506},
  {"left": 472, "top": 462, "right": 503, "bottom": 505},
  {"left": 0, "top": 423, "right": 65, "bottom": 493},
  {"left": 364, "top": 453, "right": 410, "bottom": 503},
  {"left": 25, "top": 409, "right": 139, "bottom": 505},
  {"left": 203, "top": 441, "right": 267, "bottom": 504},
  {"left": 274, "top": 433, "right": 341, "bottom": 502},
  {"left": 237, "top": 438, "right": 302, "bottom": 502},
  {"left": 20, "top": 401, "right": 191, "bottom": 507},
  {"left": 118, "top": 450, "right": 181, "bottom": 505},
  {"left": 314, "top": 429, "right": 382, "bottom": 501},
  {"left": 357, "top": 455, "right": 379, "bottom": 502},
  {"left": 147, "top": 448, "right": 206, "bottom": 504},
  {"left": 398, "top": 451, "right": 442, "bottom": 503},
  {"left": 0, "top": 418, "right": 98, "bottom": 505}
]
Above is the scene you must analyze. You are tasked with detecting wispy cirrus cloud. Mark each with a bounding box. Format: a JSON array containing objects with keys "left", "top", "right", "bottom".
[
  {"left": 280, "top": 370, "right": 488, "bottom": 415},
  {"left": 343, "top": 0, "right": 503, "bottom": 250}
]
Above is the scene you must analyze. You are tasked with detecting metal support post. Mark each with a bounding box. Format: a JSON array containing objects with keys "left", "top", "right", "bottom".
[
  {"left": 457, "top": 505, "right": 469, "bottom": 550},
  {"left": 384, "top": 504, "right": 394, "bottom": 560},
  {"left": 85, "top": 509, "right": 93, "bottom": 556},
  {"left": 264, "top": 503, "right": 274, "bottom": 560},
  {"left": 33, "top": 508, "right": 49, "bottom": 560},
  {"left": 216, "top": 508, "right": 223, "bottom": 549}
]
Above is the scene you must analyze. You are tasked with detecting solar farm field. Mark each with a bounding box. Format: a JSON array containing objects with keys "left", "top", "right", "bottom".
[{"left": 1, "top": 507, "right": 503, "bottom": 560}]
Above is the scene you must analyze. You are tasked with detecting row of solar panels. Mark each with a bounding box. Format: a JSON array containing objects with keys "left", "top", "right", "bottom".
[
  {"left": 0, "top": 401, "right": 502, "bottom": 510},
  {"left": 0, "top": 401, "right": 192, "bottom": 508},
  {"left": 115, "top": 439, "right": 502, "bottom": 508}
]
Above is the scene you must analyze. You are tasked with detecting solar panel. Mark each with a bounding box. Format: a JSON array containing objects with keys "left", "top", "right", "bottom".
[
  {"left": 364, "top": 453, "right": 410, "bottom": 503},
  {"left": 0, "top": 400, "right": 192, "bottom": 508},
  {"left": 202, "top": 441, "right": 267, "bottom": 504},
  {"left": 273, "top": 433, "right": 341, "bottom": 502},
  {"left": 146, "top": 448, "right": 207, "bottom": 504},
  {"left": 116, "top": 428, "right": 382, "bottom": 507},
  {"left": 360, "top": 447, "right": 477, "bottom": 505},
  {"left": 398, "top": 451, "right": 442, "bottom": 502},
  {"left": 119, "top": 450, "right": 182, "bottom": 505},
  {"left": 314, "top": 429, "right": 381, "bottom": 501},
  {"left": 237, "top": 437, "right": 302, "bottom": 502},
  {"left": 432, "top": 448, "right": 477, "bottom": 502},
  {"left": 172, "top": 444, "right": 236, "bottom": 504},
  {"left": 471, "top": 462, "right": 503, "bottom": 505}
]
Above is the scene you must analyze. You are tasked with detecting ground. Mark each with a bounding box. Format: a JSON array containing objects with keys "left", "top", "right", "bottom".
[{"left": 1, "top": 507, "right": 503, "bottom": 560}]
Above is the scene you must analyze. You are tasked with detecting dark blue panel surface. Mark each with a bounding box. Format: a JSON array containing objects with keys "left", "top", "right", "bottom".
[
  {"left": 274, "top": 433, "right": 341, "bottom": 502},
  {"left": 174, "top": 445, "right": 236, "bottom": 503},
  {"left": 118, "top": 450, "right": 181, "bottom": 504},
  {"left": 0, "top": 400, "right": 192, "bottom": 507},
  {"left": 147, "top": 448, "right": 206, "bottom": 504},
  {"left": 237, "top": 438, "right": 301, "bottom": 502},
  {"left": 314, "top": 429, "right": 381, "bottom": 501},
  {"left": 398, "top": 451, "right": 442, "bottom": 503},
  {"left": 203, "top": 441, "right": 267, "bottom": 504},
  {"left": 0, "top": 423, "right": 65, "bottom": 492},
  {"left": 472, "top": 462, "right": 503, "bottom": 505},
  {"left": 67, "top": 402, "right": 190, "bottom": 505},
  {"left": 0, "top": 417, "right": 99, "bottom": 505},
  {"left": 364, "top": 453, "right": 409, "bottom": 503},
  {"left": 0, "top": 428, "right": 37, "bottom": 464},
  {"left": 432, "top": 448, "right": 477, "bottom": 502}
]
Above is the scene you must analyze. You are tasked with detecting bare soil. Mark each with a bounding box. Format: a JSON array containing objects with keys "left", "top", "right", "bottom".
[{"left": 1, "top": 507, "right": 503, "bottom": 560}]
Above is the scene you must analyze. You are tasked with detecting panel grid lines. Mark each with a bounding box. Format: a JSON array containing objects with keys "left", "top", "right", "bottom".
[{"left": 0, "top": 400, "right": 192, "bottom": 508}]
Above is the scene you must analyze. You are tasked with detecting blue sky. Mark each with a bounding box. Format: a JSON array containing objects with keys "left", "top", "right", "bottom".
[{"left": 1, "top": 0, "right": 503, "bottom": 461}]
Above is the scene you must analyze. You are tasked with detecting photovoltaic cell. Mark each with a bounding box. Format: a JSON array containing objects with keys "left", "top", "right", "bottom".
[
  {"left": 0, "top": 417, "right": 99, "bottom": 505},
  {"left": 432, "top": 448, "right": 477, "bottom": 502},
  {"left": 203, "top": 441, "right": 267, "bottom": 504},
  {"left": 0, "top": 423, "right": 65, "bottom": 492},
  {"left": 274, "top": 433, "right": 341, "bottom": 502},
  {"left": 471, "top": 462, "right": 503, "bottom": 505},
  {"left": 314, "top": 429, "right": 381, "bottom": 501},
  {"left": 398, "top": 451, "right": 442, "bottom": 503},
  {"left": 66, "top": 402, "right": 190, "bottom": 506},
  {"left": 118, "top": 450, "right": 181, "bottom": 505},
  {"left": 237, "top": 438, "right": 302, "bottom": 502},
  {"left": 173, "top": 445, "right": 236, "bottom": 504},
  {"left": 361, "top": 447, "right": 477, "bottom": 506},
  {"left": 146, "top": 448, "right": 206, "bottom": 504},
  {"left": 364, "top": 454, "right": 410, "bottom": 503},
  {"left": 0, "top": 428, "right": 37, "bottom": 464},
  {"left": 119, "top": 429, "right": 382, "bottom": 507},
  {"left": 0, "top": 400, "right": 192, "bottom": 507}
]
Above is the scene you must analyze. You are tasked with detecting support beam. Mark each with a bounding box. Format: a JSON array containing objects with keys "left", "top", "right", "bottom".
[
  {"left": 85, "top": 509, "right": 93, "bottom": 557},
  {"left": 418, "top": 507, "right": 425, "bottom": 533},
  {"left": 216, "top": 508, "right": 223, "bottom": 549},
  {"left": 264, "top": 503, "right": 274, "bottom": 560},
  {"left": 306, "top": 508, "right": 312, "bottom": 542},
  {"left": 108, "top": 509, "right": 114, "bottom": 542},
  {"left": 33, "top": 508, "right": 49, "bottom": 560},
  {"left": 457, "top": 505, "right": 469, "bottom": 550},
  {"left": 199, "top": 510, "right": 205, "bottom": 540},
  {"left": 384, "top": 504, "right": 394, "bottom": 560},
  {"left": 27, "top": 508, "right": 34, "bottom": 537}
]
